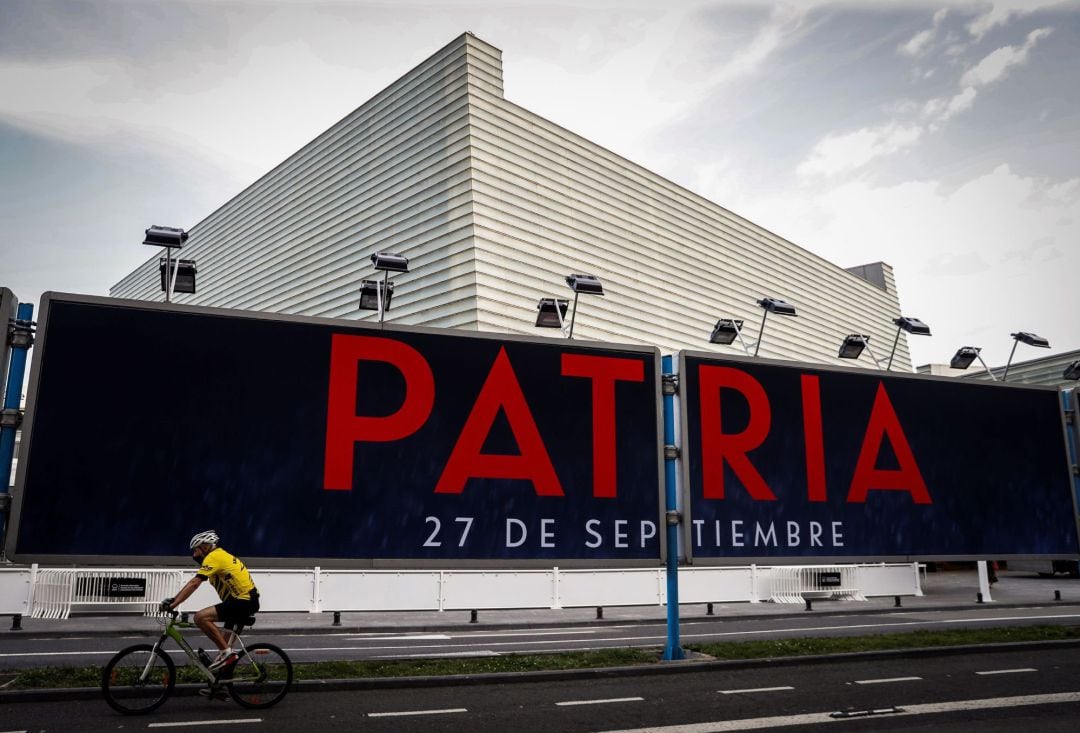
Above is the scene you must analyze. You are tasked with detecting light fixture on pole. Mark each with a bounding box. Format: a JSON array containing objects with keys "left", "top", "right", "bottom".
[
  {"left": 368, "top": 251, "right": 409, "bottom": 325},
  {"left": 1063, "top": 360, "right": 1080, "bottom": 381},
  {"left": 885, "top": 316, "right": 931, "bottom": 370},
  {"left": 564, "top": 273, "right": 604, "bottom": 340},
  {"left": 535, "top": 298, "right": 569, "bottom": 332},
  {"left": 949, "top": 346, "right": 996, "bottom": 380},
  {"left": 752, "top": 297, "right": 796, "bottom": 357},
  {"left": 158, "top": 258, "right": 197, "bottom": 295},
  {"left": 1002, "top": 331, "right": 1050, "bottom": 382},
  {"left": 709, "top": 318, "right": 750, "bottom": 354},
  {"left": 142, "top": 225, "right": 189, "bottom": 303},
  {"left": 838, "top": 334, "right": 883, "bottom": 369},
  {"left": 358, "top": 279, "right": 393, "bottom": 312}
]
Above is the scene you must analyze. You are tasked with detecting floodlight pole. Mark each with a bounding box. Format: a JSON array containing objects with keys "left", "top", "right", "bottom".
[
  {"left": 752, "top": 311, "right": 769, "bottom": 357},
  {"left": 0, "top": 302, "right": 34, "bottom": 551},
  {"left": 975, "top": 352, "right": 997, "bottom": 381},
  {"left": 885, "top": 326, "right": 902, "bottom": 371},
  {"left": 1001, "top": 340, "right": 1020, "bottom": 382},
  {"left": 860, "top": 337, "right": 885, "bottom": 370},
  {"left": 378, "top": 270, "right": 389, "bottom": 327},
  {"left": 164, "top": 247, "right": 173, "bottom": 303},
  {"left": 567, "top": 291, "right": 581, "bottom": 340},
  {"left": 732, "top": 322, "right": 752, "bottom": 357}
]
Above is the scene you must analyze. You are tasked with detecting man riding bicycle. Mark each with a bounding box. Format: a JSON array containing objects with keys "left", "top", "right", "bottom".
[{"left": 161, "top": 530, "right": 260, "bottom": 671}]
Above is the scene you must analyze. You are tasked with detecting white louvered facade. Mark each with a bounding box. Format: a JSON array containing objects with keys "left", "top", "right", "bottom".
[{"left": 111, "top": 33, "right": 912, "bottom": 370}]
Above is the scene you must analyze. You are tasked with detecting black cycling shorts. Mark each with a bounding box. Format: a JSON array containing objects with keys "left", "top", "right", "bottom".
[{"left": 215, "top": 591, "right": 260, "bottom": 626}]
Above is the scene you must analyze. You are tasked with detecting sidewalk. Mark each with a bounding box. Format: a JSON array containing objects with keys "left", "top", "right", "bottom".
[{"left": 7, "top": 568, "right": 1079, "bottom": 638}]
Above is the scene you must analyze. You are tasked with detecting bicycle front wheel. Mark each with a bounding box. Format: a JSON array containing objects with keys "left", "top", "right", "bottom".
[
  {"left": 226, "top": 643, "right": 292, "bottom": 709},
  {"left": 102, "top": 643, "right": 176, "bottom": 715}
]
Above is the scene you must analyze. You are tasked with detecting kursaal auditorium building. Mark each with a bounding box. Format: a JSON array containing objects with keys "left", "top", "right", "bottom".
[{"left": 112, "top": 33, "right": 912, "bottom": 370}]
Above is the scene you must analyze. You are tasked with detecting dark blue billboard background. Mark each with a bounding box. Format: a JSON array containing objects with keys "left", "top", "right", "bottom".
[
  {"left": 9, "top": 296, "right": 663, "bottom": 563},
  {"left": 680, "top": 353, "right": 1079, "bottom": 560}
]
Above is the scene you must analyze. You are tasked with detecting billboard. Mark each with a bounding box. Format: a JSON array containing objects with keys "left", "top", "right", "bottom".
[
  {"left": 6, "top": 294, "right": 664, "bottom": 565},
  {"left": 679, "top": 351, "right": 1080, "bottom": 562}
]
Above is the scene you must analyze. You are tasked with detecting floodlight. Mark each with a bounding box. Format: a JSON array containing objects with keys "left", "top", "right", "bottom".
[
  {"left": 838, "top": 335, "right": 868, "bottom": 360},
  {"left": 565, "top": 273, "right": 604, "bottom": 295},
  {"left": 949, "top": 346, "right": 996, "bottom": 380},
  {"left": 159, "top": 258, "right": 197, "bottom": 295},
  {"left": 886, "top": 315, "right": 931, "bottom": 370},
  {"left": 1011, "top": 331, "right": 1050, "bottom": 349},
  {"left": 1063, "top": 360, "right": 1080, "bottom": 381},
  {"left": 142, "top": 225, "right": 188, "bottom": 249},
  {"left": 1003, "top": 331, "right": 1051, "bottom": 382},
  {"left": 358, "top": 279, "right": 393, "bottom": 312},
  {"left": 894, "top": 316, "right": 931, "bottom": 336},
  {"left": 709, "top": 319, "right": 744, "bottom": 346},
  {"left": 751, "top": 296, "right": 796, "bottom": 357},
  {"left": 535, "top": 298, "right": 569, "bottom": 329},
  {"left": 757, "top": 297, "right": 797, "bottom": 317},
  {"left": 370, "top": 251, "right": 409, "bottom": 273},
  {"left": 563, "top": 273, "right": 604, "bottom": 339}
]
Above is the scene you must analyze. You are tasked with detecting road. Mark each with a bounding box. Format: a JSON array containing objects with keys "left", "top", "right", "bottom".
[
  {"left": 4, "top": 646, "right": 1080, "bottom": 731},
  {"left": 3, "top": 603, "right": 1080, "bottom": 668}
]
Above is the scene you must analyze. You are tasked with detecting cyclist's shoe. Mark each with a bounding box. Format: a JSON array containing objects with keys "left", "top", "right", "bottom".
[
  {"left": 208, "top": 648, "right": 237, "bottom": 672},
  {"left": 198, "top": 686, "right": 230, "bottom": 701}
]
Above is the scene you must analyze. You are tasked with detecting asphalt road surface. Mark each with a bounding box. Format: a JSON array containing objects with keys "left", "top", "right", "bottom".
[
  {"left": 4, "top": 646, "right": 1080, "bottom": 732},
  {"left": 3, "top": 603, "right": 1080, "bottom": 669}
]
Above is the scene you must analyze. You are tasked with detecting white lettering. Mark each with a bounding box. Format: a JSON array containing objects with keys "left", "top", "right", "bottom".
[
  {"left": 506, "top": 518, "right": 527, "bottom": 548},
  {"left": 731, "top": 520, "right": 745, "bottom": 547},
  {"left": 832, "top": 522, "right": 844, "bottom": 547},
  {"left": 810, "top": 521, "right": 823, "bottom": 547},
  {"left": 454, "top": 517, "right": 473, "bottom": 547},
  {"left": 614, "top": 519, "right": 629, "bottom": 548},
  {"left": 754, "top": 522, "right": 777, "bottom": 547},
  {"left": 787, "top": 521, "right": 800, "bottom": 547},
  {"left": 585, "top": 519, "right": 602, "bottom": 548},
  {"left": 540, "top": 518, "right": 556, "bottom": 548},
  {"left": 640, "top": 521, "right": 657, "bottom": 548},
  {"left": 693, "top": 519, "right": 704, "bottom": 547}
]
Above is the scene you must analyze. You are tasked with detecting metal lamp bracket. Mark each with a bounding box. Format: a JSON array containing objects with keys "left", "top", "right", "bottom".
[{"left": 0, "top": 408, "right": 22, "bottom": 429}]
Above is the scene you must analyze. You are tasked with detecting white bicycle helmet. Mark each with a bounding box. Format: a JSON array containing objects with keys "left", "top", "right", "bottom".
[{"left": 189, "top": 530, "right": 219, "bottom": 550}]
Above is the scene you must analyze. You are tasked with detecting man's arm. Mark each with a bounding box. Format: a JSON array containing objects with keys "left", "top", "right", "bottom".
[{"left": 166, "top": 575, "right": 205, "bottom": 611}]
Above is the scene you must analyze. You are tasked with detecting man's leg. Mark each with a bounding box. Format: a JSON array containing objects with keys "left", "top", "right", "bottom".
[{"left": 194, "top": 606, "right": 230, "bottom": 651}]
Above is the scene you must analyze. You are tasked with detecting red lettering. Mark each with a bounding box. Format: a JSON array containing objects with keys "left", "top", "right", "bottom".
[
  {"left": 801, "top": 374, "right": 827, "bottom": 502},
  {"left": 435, "top": 347, "right": 563, "bottom": 496},
  {"left": 561, "top": 354, "right": 645, "bottom": 498},
  {"left": 699, "top": 365, "right": 776, "bottom": 501},
  {"left": 323, "top": 334, "right": 435, "bottom": 490},
  {"left": 847, "top": 382, "right": 931, "bottom": 504}
]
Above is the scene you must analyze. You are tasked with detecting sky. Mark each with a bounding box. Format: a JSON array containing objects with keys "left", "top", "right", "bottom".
[{"left": 1, "top": 0, "right": 1078, "bottom": 370}]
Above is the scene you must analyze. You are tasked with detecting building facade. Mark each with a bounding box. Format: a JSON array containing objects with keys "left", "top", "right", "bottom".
[{"left": 112, "top": 33, "right": 912, "bottom": 369}]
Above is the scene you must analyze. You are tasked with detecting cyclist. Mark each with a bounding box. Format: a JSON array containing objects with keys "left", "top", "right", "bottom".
[{"left": 161, "top": 530, "right": 260, "bottom": 671}]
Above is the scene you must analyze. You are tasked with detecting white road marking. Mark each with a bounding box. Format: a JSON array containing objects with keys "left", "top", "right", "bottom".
[
  {"left": 719, "top": 686, "right": 794, "bottom": 695},
  {"left": 148, "top": 720, "right": 261, "bottom": 728},
  {"left": 976, "top": 668, "right": 1038, "bottom": 675},
  {"left": 597, "top": 691, "right": 1080, "bottom": 732},
  {"left": 344, "top": 634, "right": 450, "bottom": 641},
  {"left": 854, "top": 676, "right": 922, "bottom": 685},
  {"left": 367, "top": 708, "right": 467, "bottom": 718},
  {"left": 557, "top": 697, "right": 644, "bottom": 706},
  {"left": 0, "top": 650, "right": 115, "bottom": 658},
  {"left": 1, "top": 729, "right": 29, "bottom": 733},
  {"left": 373, "top": 650, "right": 499, "bottom": 658}
]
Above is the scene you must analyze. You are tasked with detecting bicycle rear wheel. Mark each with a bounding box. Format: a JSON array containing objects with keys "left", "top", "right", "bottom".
[
  {"left": 226, "top": 643, "right": 292, "bottom": 709},
  {"left": 102, "top": 643, "right": 176, "bottom": 715}
]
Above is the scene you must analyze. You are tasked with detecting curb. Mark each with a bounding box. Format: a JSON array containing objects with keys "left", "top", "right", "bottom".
[
  {"left": 4, "top": 638, "right": 1080, "bottom": 703},
  {"left": 6, "top": 599, "right": 1080, "bottom": 639}
]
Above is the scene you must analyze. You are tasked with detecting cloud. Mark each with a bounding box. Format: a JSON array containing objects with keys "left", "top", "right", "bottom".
[
  {"left": 797, "top": 124, "right": 923, "bottom": 178},
  {"left": 704, "top": 4, "right": 809, "bottom": 86},
  {"left": 898, "top": 8, "right": 947, "bottom": 57},
  {"left": 961, "top": 27, "right": 1053, "bottom": 86},
  {"left": 730, "top": 164, "right": 1080, "bottom": 366}
]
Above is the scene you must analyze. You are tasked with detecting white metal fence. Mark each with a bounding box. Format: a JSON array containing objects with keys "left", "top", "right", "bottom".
[{"left": 0, "top": 563, "right": 922, "bottom": 620}]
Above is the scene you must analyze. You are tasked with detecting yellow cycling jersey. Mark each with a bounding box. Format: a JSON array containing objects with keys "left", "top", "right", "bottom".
[{"left": 197, "top": 547, "right": 256, "bottom": 601}]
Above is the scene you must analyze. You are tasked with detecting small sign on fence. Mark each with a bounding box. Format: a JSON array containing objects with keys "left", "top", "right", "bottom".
[{"left": 75, "top": 577, "right": 148, "bottom": 598}]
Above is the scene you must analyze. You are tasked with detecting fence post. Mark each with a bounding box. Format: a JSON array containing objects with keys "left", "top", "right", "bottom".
[{"left": 312, "top": 566, "right": 321, "bottom": 614}]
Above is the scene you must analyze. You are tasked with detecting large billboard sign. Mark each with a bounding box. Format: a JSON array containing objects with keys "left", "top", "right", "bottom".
[
  {"left": 6, "top": 294, "right": 664, "bottom": 565},
  {"left": 679, "top": 352, "right": 1080, "bottom": 562}
]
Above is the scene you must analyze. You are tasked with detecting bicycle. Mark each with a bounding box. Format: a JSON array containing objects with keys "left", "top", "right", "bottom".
[{"left": 101, "top": 609, "right": 293, "bottom": 715}]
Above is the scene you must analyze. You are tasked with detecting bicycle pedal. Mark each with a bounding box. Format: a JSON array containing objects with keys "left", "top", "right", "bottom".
[{"left": 198, "top": 687, "right": 230, "bottom": 702}]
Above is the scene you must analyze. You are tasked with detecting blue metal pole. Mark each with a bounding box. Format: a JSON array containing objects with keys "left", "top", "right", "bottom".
[
  {"left": 1, "top": 302, "right": 34, "bottom": 549},
  {"left": 1064, "top": 390, "right": 1080, "bottom": 515},
  {"left": 661, "top": 354, "right": 684, "bottom": 661}
]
